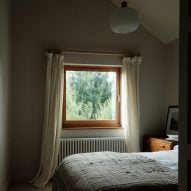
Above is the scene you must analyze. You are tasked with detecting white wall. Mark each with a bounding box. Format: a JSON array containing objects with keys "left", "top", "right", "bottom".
[
  {"left": 11, "top": 0, "right": 176, "bottom": 180},
  {"left": 0, "top": 0, "right": 10, "bottom": 190}
]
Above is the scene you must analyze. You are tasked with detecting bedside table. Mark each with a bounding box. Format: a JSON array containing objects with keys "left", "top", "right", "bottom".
[{"left": 143, "top": 136, "right": 178, "bottom": 152}]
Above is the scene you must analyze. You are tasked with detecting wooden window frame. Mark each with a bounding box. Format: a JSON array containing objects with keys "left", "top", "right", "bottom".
[{"left": 63, "top": 65, "right": 121, "bottom": 129}]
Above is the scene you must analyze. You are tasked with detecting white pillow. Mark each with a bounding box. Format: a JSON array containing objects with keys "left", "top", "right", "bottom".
[{"left": 173, "top": 145, "right": 179, "bottom": 150}]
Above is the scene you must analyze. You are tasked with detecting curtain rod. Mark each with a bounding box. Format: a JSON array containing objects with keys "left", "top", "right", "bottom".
[{"left": 47, "top": 48, "right": 140, "bottom": 57}]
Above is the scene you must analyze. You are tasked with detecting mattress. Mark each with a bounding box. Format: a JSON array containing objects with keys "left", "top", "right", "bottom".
[{"left": 53, "top": 149, "right": 178, "bottom": 191}]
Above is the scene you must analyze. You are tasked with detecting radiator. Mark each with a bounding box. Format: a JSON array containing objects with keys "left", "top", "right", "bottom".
[{"left": 58, "top": 137, "right": 127, "bottom": 165}]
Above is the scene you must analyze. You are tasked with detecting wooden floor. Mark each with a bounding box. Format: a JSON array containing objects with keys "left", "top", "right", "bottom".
[{"left": 8, "top": 182, "right": 52, "bottom": 191}]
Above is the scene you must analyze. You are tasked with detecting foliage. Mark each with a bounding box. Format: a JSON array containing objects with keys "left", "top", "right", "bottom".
[{"left": 66, "top": 70, "right": 115, "bottom": 120}]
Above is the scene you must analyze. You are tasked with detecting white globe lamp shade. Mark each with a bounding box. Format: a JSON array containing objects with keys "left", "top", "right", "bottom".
[{"left": 110, "top": 1, "right": 140, "bottom": 34}]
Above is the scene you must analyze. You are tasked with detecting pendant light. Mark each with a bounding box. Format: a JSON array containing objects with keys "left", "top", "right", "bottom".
[{"left": 110, "top": 1, "right": 140, "bottom": 34}]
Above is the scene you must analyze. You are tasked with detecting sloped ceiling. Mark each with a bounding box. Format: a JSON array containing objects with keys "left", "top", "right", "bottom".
[{"left": 110, "top": 0, "right": 179, "bottom": 44}]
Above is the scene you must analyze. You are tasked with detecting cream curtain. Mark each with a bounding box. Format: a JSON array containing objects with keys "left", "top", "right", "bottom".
[
  {"left": 30, "top": 53, "right": 64, "bottom": 187},
  {"left": 121, "top": 56, "right": 142, "bottom": 152}
]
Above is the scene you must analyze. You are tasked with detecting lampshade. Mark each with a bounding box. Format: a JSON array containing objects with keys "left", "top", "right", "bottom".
[{"left": 110, "top": 1, "right": 139, "bottom": 34}]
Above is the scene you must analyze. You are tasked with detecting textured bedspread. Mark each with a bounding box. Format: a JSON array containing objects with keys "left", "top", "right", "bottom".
[{"left": 53, "top": 152, "right": 178, "bottom": 191}]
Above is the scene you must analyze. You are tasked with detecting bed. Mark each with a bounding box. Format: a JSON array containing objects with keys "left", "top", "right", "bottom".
[{"left": 52, "top": 146, "right": 178, "bottom": 191}]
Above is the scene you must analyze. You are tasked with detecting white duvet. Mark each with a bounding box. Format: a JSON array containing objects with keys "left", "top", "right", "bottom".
[{"left": 142, "top": 147, "right": 178, "bottom": 170}]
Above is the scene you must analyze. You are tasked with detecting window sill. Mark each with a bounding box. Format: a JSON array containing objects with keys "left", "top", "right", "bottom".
[{"left": 62, "top": 126, "right": 123, "bottom": 130}]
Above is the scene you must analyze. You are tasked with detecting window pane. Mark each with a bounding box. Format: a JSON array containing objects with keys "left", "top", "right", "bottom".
[{"left": 66, "top": 70, "right": 116, "bottom": 120}]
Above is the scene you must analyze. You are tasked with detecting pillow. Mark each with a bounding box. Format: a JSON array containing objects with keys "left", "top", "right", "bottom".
[{"left": 173, "top": 145, "right": 179, "bottom": 150}]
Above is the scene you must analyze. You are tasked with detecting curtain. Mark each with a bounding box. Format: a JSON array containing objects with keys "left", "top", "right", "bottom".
[
  {"left": 121, "top": 56, "right": 142, "bottom": 152},
  {"left": 30, "top": 53, "right": 64, "bottom": 187}
]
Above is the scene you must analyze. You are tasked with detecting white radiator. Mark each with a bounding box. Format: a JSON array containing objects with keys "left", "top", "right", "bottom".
[{"left": 58, "top": 137, "right": 127, "bottom": 165}]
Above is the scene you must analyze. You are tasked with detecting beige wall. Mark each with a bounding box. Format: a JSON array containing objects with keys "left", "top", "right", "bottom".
[
  {"left": 165, "top": 39, "right": 179, "bottom": 106},
  {"left": 0, "top": 0, "right": 10, "bottom": 190},
  {"left": 11, "top": 0, "right": 176, "bottom": 180}
]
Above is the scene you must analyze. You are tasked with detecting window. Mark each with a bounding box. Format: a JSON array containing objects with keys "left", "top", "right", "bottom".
[{"left": 63, "top": 65, "right": 121, "bottom": 128}]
